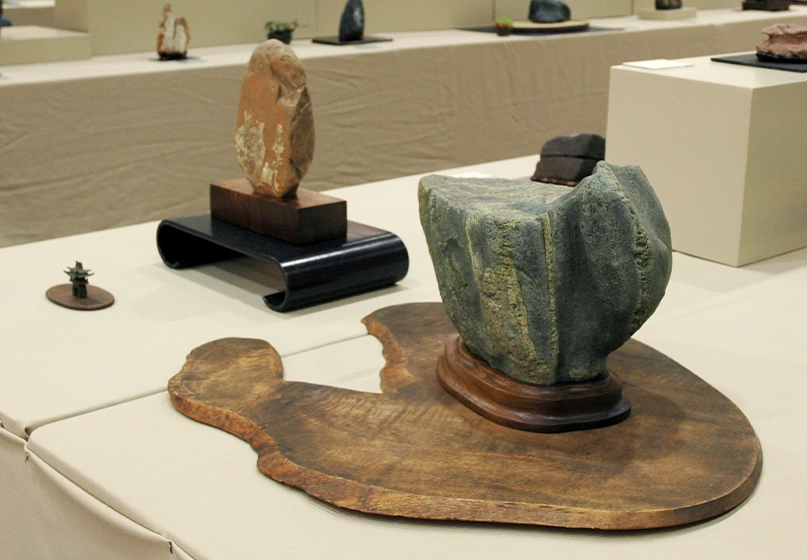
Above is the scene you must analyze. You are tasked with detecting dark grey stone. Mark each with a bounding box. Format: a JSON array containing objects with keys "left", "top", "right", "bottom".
[
  {"left": 339, "top": 0, "right": 365, "bottom": 42},
  {"left": 532, "top": 156, "right": 599, "bottom": 185},
  {"left": 540, "top": 133, "right": 605, "bottom": 159},
  {"left": 419, "top": 162, "right": 672, "bottom": 385},
  {"left": 656, "top": 0, "right": 683, "bottom": 8},
  {"left": 528, "top": 0, "right": 571, "bottom": 23}
]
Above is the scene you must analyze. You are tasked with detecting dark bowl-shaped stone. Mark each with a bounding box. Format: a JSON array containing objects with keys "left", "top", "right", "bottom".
[{"left": 419, "top": 162, "right": 672, "bottom": 385}]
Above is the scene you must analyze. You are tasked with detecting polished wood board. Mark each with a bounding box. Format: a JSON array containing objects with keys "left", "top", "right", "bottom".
[{"left": 168, "top": 302, "right": 761, "bottom": 530}]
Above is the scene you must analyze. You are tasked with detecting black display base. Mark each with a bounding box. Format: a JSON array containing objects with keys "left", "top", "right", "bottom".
[
  {"left": 461, "top": 25, "right": 614, "bottom": 36},
  {"left": 712, "top": 53, "right": 807, "bottom": 73},
  {"left": 311, "top": 36, "right": 393, "bottom": 46},
  {"left": 156, "top": 214, "right": 409, "bottom": 312}
]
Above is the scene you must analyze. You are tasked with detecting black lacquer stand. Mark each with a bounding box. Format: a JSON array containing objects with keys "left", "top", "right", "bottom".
[{"left": 157, "top": 214, "right": 409, "bottom": 312}]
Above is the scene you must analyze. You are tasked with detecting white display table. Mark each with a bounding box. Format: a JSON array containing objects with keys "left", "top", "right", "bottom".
[
  {"left": 606, "top": 54, "right": 807, "bottom": 266},
  {"left": 1, "top": 157, "right": 807, "bottom": 558}
]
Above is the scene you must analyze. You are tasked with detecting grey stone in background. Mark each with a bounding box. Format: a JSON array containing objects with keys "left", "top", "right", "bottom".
[
  {"left": 339, "top": 0, "right": 365, "bottom": 42},
  {"left": 419, "top": 162, "right": 672, "bottom": 385},
  {"left": 528, "top": 0, "right": 572, "bottom": 23}
]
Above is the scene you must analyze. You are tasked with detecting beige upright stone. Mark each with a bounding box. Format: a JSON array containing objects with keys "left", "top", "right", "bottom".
[{"left": 234, "top": 40, "right": 315, "bottom": 198}]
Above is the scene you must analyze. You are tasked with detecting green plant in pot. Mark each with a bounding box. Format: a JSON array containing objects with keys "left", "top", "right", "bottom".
[
  {"left": 494, "top": 17, "right": 514, "bottom": 36},
  {"left": 265, "top": 21, "right": 298, "bottom": 44}
]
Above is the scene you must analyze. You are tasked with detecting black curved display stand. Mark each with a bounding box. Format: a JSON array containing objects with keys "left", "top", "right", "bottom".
[{"left": 157, "top": 214, "right": 409, "bottom": 312}]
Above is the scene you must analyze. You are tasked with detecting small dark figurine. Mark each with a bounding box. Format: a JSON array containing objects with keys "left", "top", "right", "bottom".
[
  {"left": 65, "top": 261, "right": 93, "bottom": 298},
  {"left": 656, "top": 0, "right": 683, "bottom": 9},
  {"left": 339, "top": 0, "right": 365, "bottom": 42},
  {"left": 528, "top": 0, "right": 571, "bottom": 23},
  {"left": 46, "top": 260, "right": 114, "bottom": 310}
]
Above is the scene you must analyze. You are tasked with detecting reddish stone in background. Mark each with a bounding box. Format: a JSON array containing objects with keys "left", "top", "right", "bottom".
[
  {"left": 235, "top": 40, "right": 315, "bottom": 198},
  {"left": 756, "top": 23, "right": 807, "bottom": 60}
]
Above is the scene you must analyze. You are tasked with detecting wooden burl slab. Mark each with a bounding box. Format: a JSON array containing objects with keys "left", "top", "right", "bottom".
[{"left": 168, "top": 302, "right": 761, "bottom": 530}]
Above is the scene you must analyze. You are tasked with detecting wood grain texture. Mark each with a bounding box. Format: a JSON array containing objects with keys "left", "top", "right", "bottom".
[
  {"left": 438, "top": 333, "right": 631, "bottom": 432},
  {"left": 210, "top": 179, "right": 347, "bottom": 245},
  {"left": 168, "top": 302, "right": 762, "bottom": 530}
]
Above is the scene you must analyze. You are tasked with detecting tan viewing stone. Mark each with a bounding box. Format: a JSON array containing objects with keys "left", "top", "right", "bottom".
[{"left": 235, "top": 40, "right": 315, "bottom": 198}]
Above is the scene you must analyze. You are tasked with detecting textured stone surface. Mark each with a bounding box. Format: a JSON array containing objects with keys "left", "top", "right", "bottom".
[
  {"left": 419, "top": 162, "right": 672, "bottom": 385},
  {"left": 756, "top": 23, "right": 807, "bottom": 59},
  {"left": 541, "top": 133, "right": 605, "bottom": 159},
  {"left": 339, "top": 0, "right": 365, "bottom": 42},
  {"left": 528, "top": 0, "right": 571, "bottom": 23},
  {"left": 656, "top": 0, "right": 683, "bottom": 9},
  {"left": 234, "top": 40, "right": 315, "bottom": 198}
]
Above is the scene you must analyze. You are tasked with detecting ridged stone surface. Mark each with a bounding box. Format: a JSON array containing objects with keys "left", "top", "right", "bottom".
[{"left": 419, "top": 162, "right": 672, "bottom": 385}]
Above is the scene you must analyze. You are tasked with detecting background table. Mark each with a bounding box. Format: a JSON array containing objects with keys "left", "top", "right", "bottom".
[
  {"left": 1, "top": 157, "right": 806, "bottom": 558},
  {"left": 3, "top": 8, "right": 807, "bottom": 248},
  {"left": 607, "top": 54, "right": 807, "bottom": 266}
]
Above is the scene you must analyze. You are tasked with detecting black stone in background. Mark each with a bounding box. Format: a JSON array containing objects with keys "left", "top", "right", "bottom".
[
  {"left": 528, "top": 0, "right": 571, "bottom": 23},
  {"left": 656, "top": 0, "right": 683, "bottom": 9},
  {"left": 712, "top": 53, "right": 807, "bottom": 73},
  {"left": 532, "top": 157, "right": 600, "bottom": 185},
  {"left": 541, "top": 133, "right": 605, "bottom": 159},
  {"left": 339, "top": 0, "right": 365, "bottom": 42}
]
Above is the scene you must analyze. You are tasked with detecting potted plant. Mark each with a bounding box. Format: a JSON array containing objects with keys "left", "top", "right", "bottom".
[
  {"left": 265, "top": 21, "right": 298, "bottom": 44},
  {"left": 493, "top": 17, "right": 514, "bottom": 37}
]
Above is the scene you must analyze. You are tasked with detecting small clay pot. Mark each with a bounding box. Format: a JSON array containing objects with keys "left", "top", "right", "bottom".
[
  {"left": 494, "top": 25, "right": 512, "bottom": 37},
  {"left": 268, "top": 30, "right": 293, "bottom": 44}
]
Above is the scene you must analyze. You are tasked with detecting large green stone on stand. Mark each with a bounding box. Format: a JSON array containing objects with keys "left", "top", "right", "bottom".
[{"left": 419, "top": 162, "right": 672, "bottom": 385}]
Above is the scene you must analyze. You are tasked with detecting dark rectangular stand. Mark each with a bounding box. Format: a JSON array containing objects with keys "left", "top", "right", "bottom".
[
  {"left": 156, "top": 214, "right": 409, "bottom": 312},
  {"left": 210, "top": 179, "right": 347, "bottom": 245}
]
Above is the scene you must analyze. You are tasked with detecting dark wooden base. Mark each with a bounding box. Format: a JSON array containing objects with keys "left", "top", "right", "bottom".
[
  {"left": 46, "top": 284, "right": 114, "bottom": 311},
  {"left": 532, "top": 156, "right": 598, "bottom": 186},
  {"left": 210, "top": 179, "right": 347, "bottom": 245},
  {"left": 169, "top": 302, "right": 762, "bottom": 530},
  {"left": 742, "top": 0, "right": 790, "bottom": 10},
  {"left": 311, "top": 35, "right": 393, "bottom": 46},
  {"left": 438, "top": 334, "right": 630, "bottom": 432}
]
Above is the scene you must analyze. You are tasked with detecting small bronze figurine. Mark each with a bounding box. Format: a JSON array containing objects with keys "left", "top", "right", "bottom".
[
  {"left": 65, "top": 261, "right": 93, "bottom": 298},
  {"left": 47, "top": 261, "right": 114, "bottom": 310}
]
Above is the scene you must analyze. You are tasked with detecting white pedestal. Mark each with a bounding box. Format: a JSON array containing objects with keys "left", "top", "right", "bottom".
[
  {"left": 0, "top": 25, "right": 91, "bottom": 65},
  {"left": 606, "top": 55, "right": 807, "bottom": 266}
]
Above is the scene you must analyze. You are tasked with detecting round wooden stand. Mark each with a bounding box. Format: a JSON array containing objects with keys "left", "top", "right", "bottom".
[
  {"left": 46, "top": 284, "right": 115, "bottom": 311},
  {"left": 437, "top": 334, "right": 631, "bottom": 432}
]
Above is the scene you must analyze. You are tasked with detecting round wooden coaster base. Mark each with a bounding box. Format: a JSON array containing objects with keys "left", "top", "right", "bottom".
[
  {"left": 437, "top": 333, "right": 631, "bottom": 432},
  {"left": 46, "top": 284, "right": 115, "bottom": 311}
]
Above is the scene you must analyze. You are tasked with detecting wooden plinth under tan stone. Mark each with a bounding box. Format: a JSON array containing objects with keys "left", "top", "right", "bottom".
[{"left": 210, "top": 178, "right": 347, "bottom": 245}]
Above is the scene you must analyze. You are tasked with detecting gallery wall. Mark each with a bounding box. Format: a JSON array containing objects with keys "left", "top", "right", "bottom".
[{"left": 54, "top": 0, "right": 742, "bottom": 56}]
